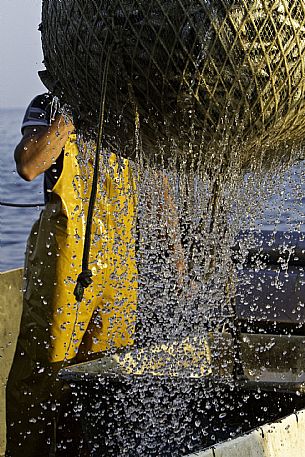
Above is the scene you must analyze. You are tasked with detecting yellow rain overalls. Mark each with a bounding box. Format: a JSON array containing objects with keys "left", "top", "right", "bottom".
[{"left": 6, "top": 135, "right": 137, "bottom": 456}]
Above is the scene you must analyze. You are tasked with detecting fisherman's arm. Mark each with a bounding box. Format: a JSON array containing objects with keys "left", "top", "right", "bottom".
[{"left": 14, "top": 115, "right": 74, "bottom": 181}]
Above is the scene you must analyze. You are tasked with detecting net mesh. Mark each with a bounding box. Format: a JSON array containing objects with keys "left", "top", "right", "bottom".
[{"left": 41, "top": 0, "right": 305, "bottom": 168}]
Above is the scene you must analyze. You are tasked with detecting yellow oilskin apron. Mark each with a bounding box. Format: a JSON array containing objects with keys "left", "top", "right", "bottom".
[
  {"left": 6, "top": 135, "right": 137, "bottom": 457},
  {"left": 23, "top": 134, "right": 137, "bottom": 362}
]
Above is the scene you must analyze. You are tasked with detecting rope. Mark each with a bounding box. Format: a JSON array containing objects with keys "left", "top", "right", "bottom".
[
  {"left": 0, "top": 201, "right": 44, "bottom": 208},
  {"left": 73, "top": 44, "right": 113, "bottom": 302}
]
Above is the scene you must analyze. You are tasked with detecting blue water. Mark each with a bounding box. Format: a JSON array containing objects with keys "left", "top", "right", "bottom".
[{"left": 0, "top": 108, "right": 44, "bottom": 271}]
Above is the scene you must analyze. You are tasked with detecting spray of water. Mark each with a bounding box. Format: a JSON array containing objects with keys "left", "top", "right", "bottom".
[{"left": 71, "top": 104, "right": 305, "bottom": 454}]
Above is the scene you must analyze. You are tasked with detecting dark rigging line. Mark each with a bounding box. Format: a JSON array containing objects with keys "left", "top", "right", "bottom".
[{"left": 0, "top": 201, "right": 44, "bottom": 208}]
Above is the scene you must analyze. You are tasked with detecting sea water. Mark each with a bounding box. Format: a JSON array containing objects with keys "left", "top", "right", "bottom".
[{"left": 0, "top": 108, "right": 43, "bottom": 271}]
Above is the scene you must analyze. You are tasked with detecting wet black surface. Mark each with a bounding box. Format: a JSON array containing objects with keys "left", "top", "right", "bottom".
[{"left": 66, "top": 376, "right": 305, "bottom": 457}]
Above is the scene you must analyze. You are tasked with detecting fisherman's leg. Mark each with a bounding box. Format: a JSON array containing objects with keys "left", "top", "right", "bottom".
[
  {"left": 71, "top": 268, "right": 137, "bottom": 457},
  {"left": 47, "top": 287, "right": 99, "bottom": 455}
]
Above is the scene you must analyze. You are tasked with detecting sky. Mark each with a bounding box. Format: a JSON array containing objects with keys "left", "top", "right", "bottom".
[{"left": 1, "top": 0, "right": 45, "bottom": 109}]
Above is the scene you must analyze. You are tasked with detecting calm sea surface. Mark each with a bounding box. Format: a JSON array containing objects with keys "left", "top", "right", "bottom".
[
  {"left": 0, "top": 108, "right": 43, "bottom": 271},
  {"left": 0, "top": 108, "right": 304, "bottom": 272}
]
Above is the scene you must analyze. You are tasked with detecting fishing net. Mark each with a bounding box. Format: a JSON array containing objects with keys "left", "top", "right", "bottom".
[{"left": 41, "top": 0, "right": 305, "bottom": 168}]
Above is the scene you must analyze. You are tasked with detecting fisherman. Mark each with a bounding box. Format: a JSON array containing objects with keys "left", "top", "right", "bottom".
[{"left": 6, "top": 93, "right": 138, "bottom": 456}]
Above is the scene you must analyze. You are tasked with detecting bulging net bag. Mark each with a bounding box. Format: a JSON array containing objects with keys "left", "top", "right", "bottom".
[{"left": 41, "top": 0, "right": 305, "bottom": 169}]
